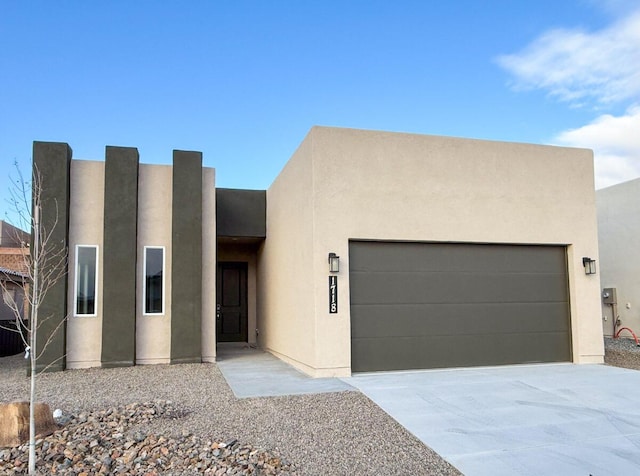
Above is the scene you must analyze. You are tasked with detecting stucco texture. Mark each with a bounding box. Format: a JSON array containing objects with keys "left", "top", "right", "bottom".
[
  {"left": 67, "top": 160, "right": 105, "bottom": 369},
  {"left": 597, "top": 178, "right": 640, "bottom": 337},
  {"left": 136, "top": 164, "right": 173, "bottom": 364},
  {"left": 259, "top": 126, "right": 603, "bottom": 377},
  {"left": 201, "top": 167, "right": 217, "bottom": 362}
]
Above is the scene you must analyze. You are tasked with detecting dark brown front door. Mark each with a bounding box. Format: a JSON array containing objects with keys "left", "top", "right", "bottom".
[{"left": 217, "top": 262, "right": 248, "bottom": 342}]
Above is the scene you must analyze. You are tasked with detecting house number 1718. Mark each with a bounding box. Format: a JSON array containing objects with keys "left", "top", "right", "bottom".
[{"left": 329, "top": 275, "right": 338, "bottom": 314}]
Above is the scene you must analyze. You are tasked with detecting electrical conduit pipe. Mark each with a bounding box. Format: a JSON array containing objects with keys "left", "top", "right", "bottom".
[{"left": 610, "top": 301, "right": 640, "bottom": 346}]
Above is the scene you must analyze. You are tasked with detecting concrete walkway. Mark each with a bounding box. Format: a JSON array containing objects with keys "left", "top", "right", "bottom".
[
  {"left": 344, "top": 363, "right": 640, "bottom": 476},
  {"left": 216, "top": 346, "right": 640, "bottom": 474},
  {"left": 216, "top": 344, "right": 353, "bottom": 398}
]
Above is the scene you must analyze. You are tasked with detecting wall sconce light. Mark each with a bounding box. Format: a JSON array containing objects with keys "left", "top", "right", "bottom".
[
  {"left": 328, "top": 252, "right": 340, "bottom": 273},
  {"left": 582, "top": 257, "right": 596, "bottom": 275}
]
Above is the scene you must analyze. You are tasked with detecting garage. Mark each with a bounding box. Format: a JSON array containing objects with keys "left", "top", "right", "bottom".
[{"left": 349, "top": 241, "right": 571, "bottom": 372}]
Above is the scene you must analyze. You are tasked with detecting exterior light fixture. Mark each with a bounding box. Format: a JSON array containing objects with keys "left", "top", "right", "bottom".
[
  {"left": 582, "top": 257, "right": 596, "bottom": 275},
  {"left": 328, "top": 252, "right": 340, "bottom": 273}
]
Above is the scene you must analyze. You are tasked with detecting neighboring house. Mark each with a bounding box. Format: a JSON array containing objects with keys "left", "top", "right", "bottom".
[
  {"left": 0, "top": 220, "right": 29, "bottom": 275},
  {"left": 597, "top": 177, "right": 640, "bottom": 337},
  {"left": 0, "top": 220, "right": 30, "bottom": 249},
  {"left": 0, "top": 221, "right": 29, "bottom": 356},
  {"left": 32, "top": 126, "right": 604, "bottom": 375},
  {"left": 0, "top": 267, "right": 28, "bottom": 356}
]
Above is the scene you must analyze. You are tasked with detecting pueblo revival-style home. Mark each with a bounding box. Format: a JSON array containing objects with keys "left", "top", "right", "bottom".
[{"left": 32, "top": 126, "right": 604, "bottom": 375}]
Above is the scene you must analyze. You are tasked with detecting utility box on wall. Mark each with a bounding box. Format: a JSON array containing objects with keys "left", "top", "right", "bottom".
[{"left": 603, "top": 288, "right": 617, "bottom": 305}]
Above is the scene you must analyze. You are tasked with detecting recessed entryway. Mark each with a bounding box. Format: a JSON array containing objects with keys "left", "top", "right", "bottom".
[
  {"left": 216, "top": 241, "right": 260, "bottom": 347},
  {"left": 216, "top": 262, "right": 248, "bottom": 342}
]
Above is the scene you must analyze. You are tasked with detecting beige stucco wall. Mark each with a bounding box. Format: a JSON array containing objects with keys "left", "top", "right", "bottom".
[
  {"left": 135, "top": 164, "right": 216, "bottom": 364},
  {"left": 136, "top": 164, "right": 172, "bottom": 364},
  {"left": 258, "top": 134, "right": 317, "bottom": 373},
  {"left": 65, "top": 160, "right": 215, "bottom": 367},
  {"left": 67, "top": 160, "right": 104, "bottom": 369},
  {"left": 261, "top": 126, "right": 603, "bottom": 377},
  {"left": 202, "top": 168, "right": 217, "bottom": 362},
  {"left": 597, "top": 178, "right": 640, "bottom": 337}
]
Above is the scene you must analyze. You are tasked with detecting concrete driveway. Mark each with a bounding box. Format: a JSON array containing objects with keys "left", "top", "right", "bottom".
[{"left": 344, "top": 363, "right": 640, "bottom": 475}]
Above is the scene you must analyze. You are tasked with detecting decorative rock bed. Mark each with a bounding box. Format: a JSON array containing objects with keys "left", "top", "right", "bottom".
[{"left": 0, "top": 401, "right": 295, "bottom": 475}]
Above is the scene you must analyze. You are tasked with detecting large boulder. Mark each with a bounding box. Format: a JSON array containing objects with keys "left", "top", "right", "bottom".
[{"left": 0, "top": 402, "right": 58, "bottom": 447}]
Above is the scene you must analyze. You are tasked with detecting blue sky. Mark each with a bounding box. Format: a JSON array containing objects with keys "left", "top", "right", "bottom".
[{"left": 1, "top": 0, "right": 639, "bottom": 220}]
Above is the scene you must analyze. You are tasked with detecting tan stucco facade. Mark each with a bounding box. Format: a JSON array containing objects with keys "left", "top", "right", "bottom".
[
  {"left": 256, "top": 135, "right": 317, "bottom": 372},
  {"left": 42, "top": 127, "right": 605, "bottom": 374},
  {"left": 597, "top": 178, "right": 640, "bottom": 337},
  {"left": 67, "top": 160, "right": 105, "bottom": 369},
  {"left": 65, "top": 159, "right": 216, "bottom": 368},
  {"left": 201, "top": 168, "right": 217, "bottom": 362},
  {"left": 258, "top": 126, "right": 604, "bottom": 377},
  {"left": 134, "top": 162, "right": 217, "bottom": 365},
  {"left": 136, "top": 164, "right": 173, "bottom": 364}
]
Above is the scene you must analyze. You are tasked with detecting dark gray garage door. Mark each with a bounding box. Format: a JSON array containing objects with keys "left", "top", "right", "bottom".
[{"left": 349, "top": 241, "right": 571, "bottom": 372}]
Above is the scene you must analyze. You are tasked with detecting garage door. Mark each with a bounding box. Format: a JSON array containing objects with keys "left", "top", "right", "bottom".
[{"left": 349, "top": 241, "right": 571, "bottom": 372}]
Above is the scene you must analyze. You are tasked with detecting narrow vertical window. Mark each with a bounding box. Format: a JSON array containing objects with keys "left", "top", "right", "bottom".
[
  {"left": 75, "top": 245, "right": 98, "bottom": 316},
  {"left": 144, "top": 247, "right": 164, "bottom": 314}
]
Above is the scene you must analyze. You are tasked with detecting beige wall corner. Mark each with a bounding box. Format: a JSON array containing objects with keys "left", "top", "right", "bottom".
[
  {"left": 66, "top": 160, "right": 104, "bottom": 369},
  {"left": 266, "top": 347, "right": 350, "bottom": 378},
  {"left": 202, "top": 167, "right": 217, "bottom": 362},
  {"left": 258, "top": 132, "right": 317, "bottom": 370},
  {"left": 576, "top": 355, "right": 607, "bottom": 364},
  {"left": 566, "top": 246, "right": 605, "bottom": 363},
  {"left": 136, "top": 164, "right": 172, "bottom": 365}
]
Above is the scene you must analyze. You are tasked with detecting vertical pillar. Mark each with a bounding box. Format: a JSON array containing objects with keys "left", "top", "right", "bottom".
[
  {"left": 33, "top": 141, "right": 72, "bottom": 372},
  {"left": 201, "top": 168, "right": 216, "bottom": 362},
  {"left": 171, "top": 150, "right": 202, "bottom": 363},
  {"left": 101, "top": 146, "right": 139, "bottom": 367}
]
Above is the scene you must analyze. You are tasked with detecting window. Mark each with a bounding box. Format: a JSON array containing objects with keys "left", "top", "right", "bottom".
[
  {"left": 144, "top": 246, "right": 164, "bottom": 314},
  {"left": 75, "top": 245, "right": 98, "bottom": 316}
]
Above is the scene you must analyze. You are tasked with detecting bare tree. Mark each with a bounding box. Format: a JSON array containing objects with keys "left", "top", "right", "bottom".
[{"left": 1, "top": 162, "right": 68, "bottom": 475}]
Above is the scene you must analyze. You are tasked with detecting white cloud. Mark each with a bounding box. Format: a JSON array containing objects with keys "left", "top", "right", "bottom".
[
  {"left": 554, "top": 106, "right": 640, "bottom": 188},
  {"left": 497, "top": 6, "right": 640, "bottom": 188},
  {"left": 496, "top": 10, "right": 640, "bottom": 105}
]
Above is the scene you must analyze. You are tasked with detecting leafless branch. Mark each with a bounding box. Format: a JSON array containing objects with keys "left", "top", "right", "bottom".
[
  {"left": 35, "top": 313, "right": 70, "bottom": 360},
  {"left": 36, "top": 352, "right": 69, "bottom": 375}
]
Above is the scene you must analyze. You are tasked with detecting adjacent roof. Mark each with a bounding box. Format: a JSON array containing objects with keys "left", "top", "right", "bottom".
[
  {"left": 0, "top": 266, "right": 28, "bottom": 279},
  {"left": 0, "top": 220, "right": 30, "bottom": 248}
]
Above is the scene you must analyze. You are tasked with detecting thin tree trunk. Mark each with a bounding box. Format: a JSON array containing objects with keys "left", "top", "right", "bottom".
[{"left": 28, "top": 205, "right": 39, "bottom": 475}]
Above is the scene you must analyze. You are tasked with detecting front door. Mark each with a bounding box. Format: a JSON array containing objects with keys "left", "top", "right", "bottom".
[{"left": 217, "top": 262, "right": 248, "bottom": 342}]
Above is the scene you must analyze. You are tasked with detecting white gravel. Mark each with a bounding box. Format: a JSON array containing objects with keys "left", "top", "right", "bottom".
[{"left": 1, "top": 354, "right": 460, "bottom": 475}]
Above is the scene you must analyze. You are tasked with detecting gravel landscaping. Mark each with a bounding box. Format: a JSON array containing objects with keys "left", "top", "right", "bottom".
[
  {"left": 4, "top": 338, "right": 638, "bottom": 475},
  {"left": 604, "top": 336, "right": 640, "bottom": 370},
  {"left": 1, "top": 354, "right": 460, "bottom": 475}
]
